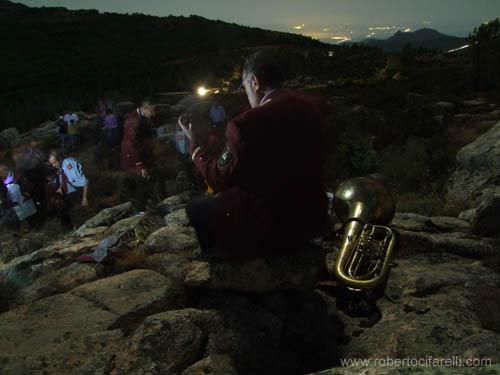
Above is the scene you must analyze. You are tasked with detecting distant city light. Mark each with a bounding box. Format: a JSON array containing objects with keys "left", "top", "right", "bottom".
[
  {"left": 197, "top": 87, "right": 208, "bottom": 96},
  {"left": 404, "top": 28, "right": 412, "bottom": 32},
  {"left": 369, "top": 26, "right": 397, "bottom": 31},
  {"left": 331, "top": 36, "right": 351, "bottom": 43},
  {"left": 293, "top": 24, "right": 305, "bottom": 30},
  {"left": 447, "top": 44, "right": 471, "bottom": 53},
  {"left": 323, "top": 28, "right": 330, "bottom": 32}
]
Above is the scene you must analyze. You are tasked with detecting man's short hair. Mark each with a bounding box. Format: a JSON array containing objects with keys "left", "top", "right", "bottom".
[
  {"left": 243, "top": 51, "right": 285, "bottom": 89},
  {"left": 48, "top": 149, "right": 64, "bottom": 162}
]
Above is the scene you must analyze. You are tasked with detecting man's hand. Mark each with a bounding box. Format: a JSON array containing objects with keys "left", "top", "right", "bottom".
[
  {"left": 56, "top": 187, "right": 63, "bottom": 195},
  {"left": 82, "top": 197, "right": 88, "bottom": 207},
  {"left": 178, "top": 114, "right": 193, "bottom": 141},
  {"left": 141, "top": 168, "right": 149, "bottom": 178}
]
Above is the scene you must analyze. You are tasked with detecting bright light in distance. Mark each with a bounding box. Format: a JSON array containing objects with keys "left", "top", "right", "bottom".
[
  {"left": 369, "top": 26, "right": 396, "bottom": 31},
  {"left": 447, "top": 44, "right": 470, "bottom": 53},
  {"left": 328, "top": 51, "right": 334, "bottom": 57},
  {"left": 197, "top": 87, "right": 208, "bottom": 96},
  {"left": 404, "top": 28, "right": 412, "bottom": 32},
  {"left": 331, "top": 36, "right": 351, "bottom": 43}
]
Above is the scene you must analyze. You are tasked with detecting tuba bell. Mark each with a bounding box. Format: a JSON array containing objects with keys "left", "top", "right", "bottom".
[{"left": 332, "top": 176, "right": 396, "bottom": 290}]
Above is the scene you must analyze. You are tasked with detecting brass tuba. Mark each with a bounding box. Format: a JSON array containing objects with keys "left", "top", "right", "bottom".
[{"left": 332, "top": 177, "right": 396, "bottom": 290}]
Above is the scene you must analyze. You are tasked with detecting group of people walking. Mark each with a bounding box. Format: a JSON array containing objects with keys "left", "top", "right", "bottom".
[{"left": 0, "top": 142, "right": 89, "bottom": 230}]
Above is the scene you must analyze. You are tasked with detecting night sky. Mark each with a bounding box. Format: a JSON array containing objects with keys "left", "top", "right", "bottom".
[{"left": 15, "top": 0, "right": 500, "bottom": 42}]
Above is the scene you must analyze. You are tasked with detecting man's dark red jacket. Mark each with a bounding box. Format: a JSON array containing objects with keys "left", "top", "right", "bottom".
[
  {"left": 191, "top": 90, "right": 328, "bottom": 257},
  {"left": 120, "top": 109, "right": 151, "bottom": 176}
]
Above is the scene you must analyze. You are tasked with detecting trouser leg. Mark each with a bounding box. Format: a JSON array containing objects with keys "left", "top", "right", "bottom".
[{"left": 185, "top": 195, "right": 217, "bottom": 251}]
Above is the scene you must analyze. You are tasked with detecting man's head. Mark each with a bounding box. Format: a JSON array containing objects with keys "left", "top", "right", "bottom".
[
  {"left": 48, "top": 149, "right": 63, "bottom": 169},
  {"left": 242, "top": 51, "right": 284, "bottom": 108},
  {"left": 141, "top": 101, "right": 155, "bottom": 119}
]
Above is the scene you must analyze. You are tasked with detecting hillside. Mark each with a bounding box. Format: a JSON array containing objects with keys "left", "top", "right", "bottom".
[
  {"left": 0, "top": 0, "right": 323, "bottom": 131},
  {"left": 360, "top": 28, "right": 467, "bottom": 52}
]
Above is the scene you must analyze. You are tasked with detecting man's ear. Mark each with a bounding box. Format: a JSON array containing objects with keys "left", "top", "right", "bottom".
[{"left": 250, "top": 74, "right": 260, "bottom": 92}]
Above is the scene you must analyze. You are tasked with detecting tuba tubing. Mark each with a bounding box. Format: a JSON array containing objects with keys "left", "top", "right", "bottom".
[
  {"left": 335, "top": 219, "right": 395, "bottom": 290},
  {"left": 333, "top": 177, "right": 396, "bottom": 290}
]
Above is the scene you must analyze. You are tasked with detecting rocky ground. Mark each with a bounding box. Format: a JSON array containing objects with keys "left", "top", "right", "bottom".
[
  {"left": 1, "top": 191, "right": 499, "bottom": 374},
  {"left": 1, "top": 99, "right": 500, "bottom": 374}
]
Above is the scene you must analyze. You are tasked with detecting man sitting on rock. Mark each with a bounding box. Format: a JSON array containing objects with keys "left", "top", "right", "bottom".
[
  {"left": 48, "top": 150, "right": 89, "bottom": 228},
  {"left": 179, "top": 51, "right": 328, "bottom": 259}
]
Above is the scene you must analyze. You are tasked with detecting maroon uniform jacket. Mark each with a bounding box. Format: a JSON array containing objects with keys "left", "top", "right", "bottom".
[
  {"left": 191, "top": 91, "right": 328, "bottom": 257},
  {"left": 120, "top": 109, "right": 149, "bottom": 176}
]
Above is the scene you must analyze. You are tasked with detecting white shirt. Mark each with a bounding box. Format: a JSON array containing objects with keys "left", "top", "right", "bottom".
[
  {"left": 60, "top": 157, "right": 88, "bottom": 194},
  {"left": 63, "top": 113, "right": 79, "bottom": 124}
]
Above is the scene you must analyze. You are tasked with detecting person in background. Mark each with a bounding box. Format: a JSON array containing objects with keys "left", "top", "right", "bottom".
[
  {"left": 63, "top": 111, "right": 79, "bottom": 127},
  {"left": 103, "top": 108, "right": 120, "bottom": 147},
  {"left": 19, "top": 140, "right": 48, "bottom": 215},
  {"left": 67, "top": 119, "right": 79, "bottom": 150},
  {"left": 120, "top": 101, "right": 155, "bottom": 176},
  {"left": 120, "top": 101, "right": 155, "bottom": 212},
  {"left": 63, "top": 111, "right": 80, "bottom": 149},
  {"left": 48, "top": 150, "right": 89, "bottom": 228},
  {"left": 95, "top": 100, "right": 106, "bottom": 128},
  {"left": 56, "top": 113, "right": 68, "bottom": 147},
  {"left": 209, "top": 101, "right": 227, "bottom": 128},
  {"left": 0, "top": 165, "right": 19, "bottom": 229}
]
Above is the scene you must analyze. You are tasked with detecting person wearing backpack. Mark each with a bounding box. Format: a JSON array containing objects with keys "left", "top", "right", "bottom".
[{"left": 48, "top": 150, "right": 89, "bottom": 228}]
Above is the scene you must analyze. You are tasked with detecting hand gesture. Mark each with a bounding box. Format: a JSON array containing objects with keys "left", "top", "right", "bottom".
[{"left": 178, "top": 114, "right": 193, "bottom": 141}]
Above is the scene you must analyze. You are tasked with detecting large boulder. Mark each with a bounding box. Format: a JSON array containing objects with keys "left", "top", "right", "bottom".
[
  {"left": 75, "top": 201, "right": 133, "bottom": 235},
  {"left": 432, "top": 101, "right": 456, "bottom": 113},
  {"left": 165, "top": 208, "right": 191, "bottom": 227},
  {"left": 70, "top": 269, "right": 186, "bottom": 326},
  {"left": 395, "top": 229, "right": 500, "bottom": 258},
  {"left": 184, "top": 246, "right": 324, "bottom": 293},
  {"left": 321, "top": 252, "right": 500, "bottom": 365},
  {"left": 30, "top": 121, "right": 57, "bottom": 139},
  {"left": 0, "top": 236, "right": 101, "bottom": 295},
  {"left": 447, "top": 121, "right": 500, "bottom": 205},
  {"left": 470, "top": 196, "right": 500, "bottom": 237},
  {"left": 144, "top": 224, "right": 199, "bottom": 254},
  {"left": 112, "top": 295, "right": 284, "bottom": 374},
  {"left": 157, "top": 192, "right": 191, "bottom": 215},
  {"left": 462, "top": 98, "right": 488, "bottom": 107},
  {"left": 14, "top": 262, "right": 103, "bottom": 306},
  {"left": 0, "top": 293, "right": 124, "bottom": 374},
  {"left": 391, "top": 212, "right": 470, "bottom": 233},
  {"left": 0, "top": 127, "right": 20, "bottom": 149}
]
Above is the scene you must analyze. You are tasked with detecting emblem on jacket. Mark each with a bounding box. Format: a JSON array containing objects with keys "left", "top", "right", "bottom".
[{"left": 217, "top": 146, "right": 233, "bottom": 170}]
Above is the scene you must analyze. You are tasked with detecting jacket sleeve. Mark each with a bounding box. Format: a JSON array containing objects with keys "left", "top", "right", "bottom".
[{"left": 191, "top": 121, "right": 244, "bottom": 193}]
